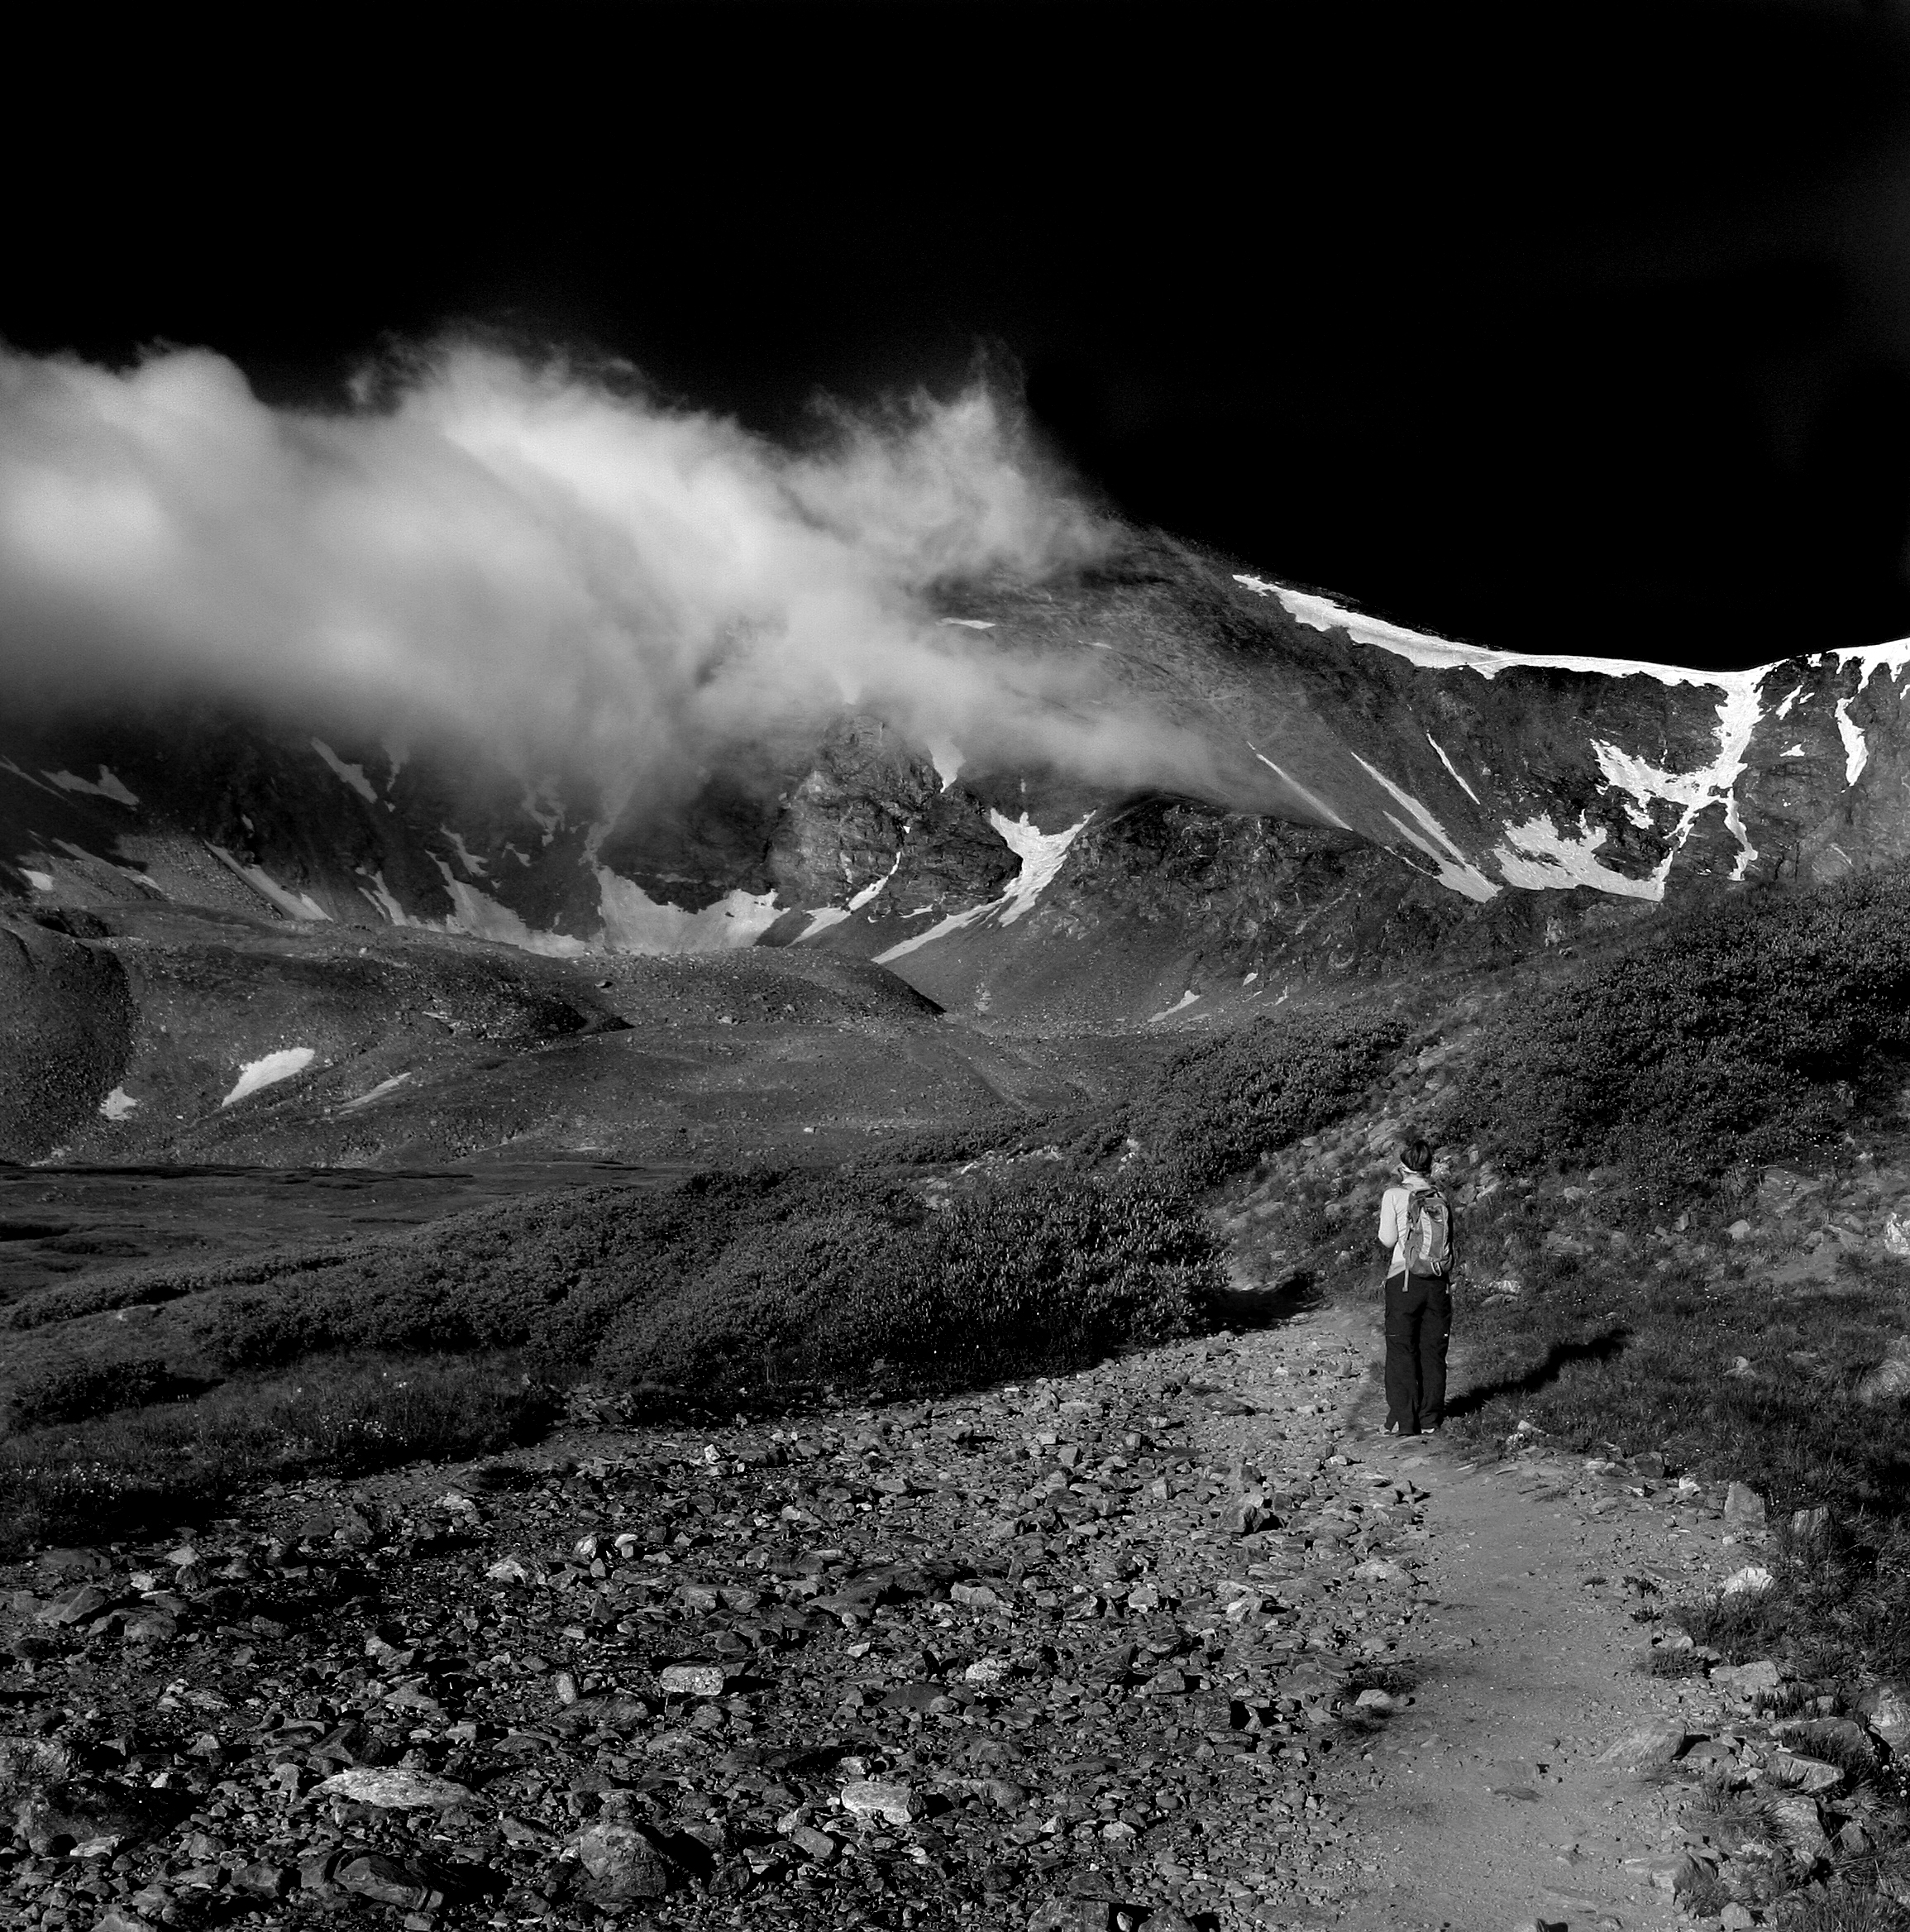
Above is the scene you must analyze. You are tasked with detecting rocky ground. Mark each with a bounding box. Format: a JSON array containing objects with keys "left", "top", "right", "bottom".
[{"left": 3, "top": 1287, "right": 1883, "bottom": 1932}]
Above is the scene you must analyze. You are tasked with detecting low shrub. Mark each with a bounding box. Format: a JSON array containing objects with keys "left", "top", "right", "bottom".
[
  {"left": 185, "top": 1180, "right": 777, "bottom": 1369},
  {"left": 6, "top": 1353, "right": 210, "bottom": 1428},
  {"left": 926, "top": 1169, "right": 1219, "bottom": 1370},
  {"left": 2, "top": 1238, "right": 366, "bottom": 1332},
  {"left": 864, "top": 1110, "right": 1041, "bottom": 1168},
  {"left": 177, "top": 1160, "right": 1221, "bottom": 1399},
  {"left": 1441, "top": 865, "right": 1910, "bottom": 1191},
  {"left": 590, "top": 1168, "right": 1220, "bottom": 1393},
  {"left": 860, "top": 1013, "right": 1403, "bottom": 1192},
  {"left": 590, "top": 1188, "right": 931, "bottom": 1389},
  {"left": 0, "top": 1354, "right": 556, "bottom": 1555},
  {"left": 1130, "top": 1011, "right": 1406, "bottom": 1193}
]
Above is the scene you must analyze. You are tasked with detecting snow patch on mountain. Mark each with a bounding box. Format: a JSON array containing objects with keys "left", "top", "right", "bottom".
[
  {"left": 1589, "top": 674, "right": 1765, "bottom": 882},
  {"left": 595, "top": 870, "right": 781, "bottom": 954},
  {"left": 1594, "top": 744, "right": 1694, "bottom": 828},
  {"left": 98, "top": 1087, "right": 139, "bottom": 1120},
  {"left": 427, "top": 857, "right": 591, "bottom": 957},
  {"left": 927, "top": 738, "right": 962, "bottom": 791},
  {"left": 356, "top": 869, "right": 411, "bottom": 925},
  {"left": 1247, "top": 576, "right": 1764, "bottom": 691},
  {"left": 1493, "top": 815, "right": 1664, "bottom": 900},
  {"left": 55, "top": 839, "right": 164, "bottom": 897},
  {"left": 222, "top": 1047, "right": 316, "bottom": 1107},
  {"left": 796, "top": 906, "right": 852, "bottom": 940},
  {"left": 1149, "top": 991, "right": 1201, "bottom": 1022},
  {"left": 1248, "top": 746, "right": 1350, "bottom": 830},
  {"left": 2, "top": 758, "right": 60, "bottom": 797},
  {"left": 310, "top": 739, "right": 379, "bottom": 806},
  {"left": 874, "top": 811, "right": 1092, "bottom": 964},
  {"left": 846, "top": 852, "right": 903, "bottom": 912},
  {"left": 21, "top": 869, "right": 51, "bottom": 891},
  {"left": 871, "top": 901, "right": 992, "bottom": 965},
  {"left": 1836, "top": 699, "right": 1869, "bottom": 785},
  {"left": 1347, "top": 754, "right": 1498, "bottom": 901},
  {"left": 1425, "top": 734, "right": 1481, "bottom": 805},
  {"left": 207, "top": 844, "right": 330, "bottom": 921},
  {"left": 341, "top": 1073, "right": 413, "bottom": 1112},
  {"left": 1829, "top": 638, "right": 1910, "bottom": 689},
  {"left": 44, "top": 766, "right": 139, "bottom": 807},
  {"left": 989, "top": 811, "right": 1093, "bottom": 925},
  {"left": 439, "top": 827, "right": 489, "bottom": 877}
]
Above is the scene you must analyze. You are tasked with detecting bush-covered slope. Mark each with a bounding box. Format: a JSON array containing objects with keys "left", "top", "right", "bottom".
[
  {"left": 184, "top": 1165, "right": 1222, "bottom": 1395},
  {"left": 1440, "top": 865, "right": 1910, "bottom": 1191}
]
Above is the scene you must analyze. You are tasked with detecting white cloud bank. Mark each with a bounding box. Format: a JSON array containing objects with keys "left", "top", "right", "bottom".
[{"left": 0, "top": 342, "right": 1225, "bottom": 801}]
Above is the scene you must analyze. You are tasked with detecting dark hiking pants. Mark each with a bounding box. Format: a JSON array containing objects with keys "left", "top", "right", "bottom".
[{"left": 1383, "top": 1270, "right": 1451, "bottom": 1434}]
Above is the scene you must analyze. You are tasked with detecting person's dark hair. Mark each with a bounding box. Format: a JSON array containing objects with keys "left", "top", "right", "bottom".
[{"left": 1397, "top": 1137, "right": 1433, "bottom": 1175}]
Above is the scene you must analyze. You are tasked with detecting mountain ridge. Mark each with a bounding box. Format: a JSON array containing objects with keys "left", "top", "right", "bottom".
[
  {"left": 5, "top": 525, "right": 1910, "bottom": 1163},
  {"left": 7, "top": 529, "right": 1904, "bottom": 1010}
]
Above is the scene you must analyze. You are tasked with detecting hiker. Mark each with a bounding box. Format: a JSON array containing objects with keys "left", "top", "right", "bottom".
[{"left": 1375, "top": 1136, "right": 1454, "bottom": 1437}]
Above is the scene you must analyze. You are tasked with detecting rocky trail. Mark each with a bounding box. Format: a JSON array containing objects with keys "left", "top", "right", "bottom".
[{"left": 0, "top": 1296, "right": 1868, "bottom": 1932}]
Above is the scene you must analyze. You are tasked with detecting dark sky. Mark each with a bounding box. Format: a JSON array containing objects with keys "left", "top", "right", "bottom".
[{"left": 12, "top": 0, "right": 1910, "bottom": 669}]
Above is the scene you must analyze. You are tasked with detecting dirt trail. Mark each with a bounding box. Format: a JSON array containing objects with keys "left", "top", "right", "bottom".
[{"left": 1255, "top": 1296, "right": 1747, "bottom": 1932}]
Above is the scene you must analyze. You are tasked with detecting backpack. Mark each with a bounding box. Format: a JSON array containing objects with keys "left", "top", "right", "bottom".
[{"left": 1401, "top": 1185, "right": 1451, "bottom": 1278}]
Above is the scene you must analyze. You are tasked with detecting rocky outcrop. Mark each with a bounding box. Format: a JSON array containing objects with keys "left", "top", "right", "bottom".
[{"left": 0, "top": 911, "right": 133, "bottom": 1163}]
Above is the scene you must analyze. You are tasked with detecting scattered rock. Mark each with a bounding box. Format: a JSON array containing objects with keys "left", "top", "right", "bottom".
[
  {"left": 1777, "top": 1716, "right": 1877, "bottom": 1766},
  {"left": 0, "top": 1735, "right": 71, "bottom": 1793},
  {"left": 1769, "top": 1751, "right": 1843, "bottom": 1795},
  {"left": 13, "top": 1783, "right": 176, "bottom": 1856},
  {"left": 784, "top": 1822, "right": 838, "bottom": 1862},
  {"left": 1764, "top": 1790, "right": 1833, "bottom": 1865},
  {"left": 1722, "top": 1482, "right": 1767, "bottom": 1532},
  {"left": 1028, "top": 1900, "right": 1119, "bottom": 1932},
  {"left": 1598, "top": 1724, "right": 1689, "bottom": 1773},
  {"left": 313, "top": 1767, "right": 477, "bottom": 1810},
  {"left": 33, "top": 1584, "right": 110, "bottom": 1626},
  {"left": 1721, "top": 1564, "right": 1774, "bottom": 1596},
  {"left": 1712, "top": 1660, "right": 1784, "bottom": 1700},
  {"left": 839, "top": 1779, "right": 917, "bottom": 1824},
  {"left": 572, "top": 1815, "right": 676, "bottom": 1901},
  {"left": 335, "top": 1853, "right": 445, "bottom": 1910},
  {"left": 657, "top": 1662, "right": 726, "bottom": 1696},
  {"left": 1858, "top": 1337, "right": 1910, "bottom": 1404},
  {"left": 230, "top": 1861, "right": 294, "bottom": 1897},
  {"left": 1855, "top": 1682, "right": 1910, "bottom": 1748}
]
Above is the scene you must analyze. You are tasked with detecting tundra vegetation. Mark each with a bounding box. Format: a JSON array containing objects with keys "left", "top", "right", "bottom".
[{"left": 7, "top": 865, "right": 1910, "bottom": 1744}]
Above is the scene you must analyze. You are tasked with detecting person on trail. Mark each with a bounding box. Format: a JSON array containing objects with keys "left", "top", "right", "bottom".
[{"left": 1375, "top": 1136, "right": 1454, "bottom": 1437}]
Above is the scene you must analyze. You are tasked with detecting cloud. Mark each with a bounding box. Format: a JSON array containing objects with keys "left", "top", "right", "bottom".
[{"left": 0, "top": 340, "right": 1239, "bottom": 806}]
